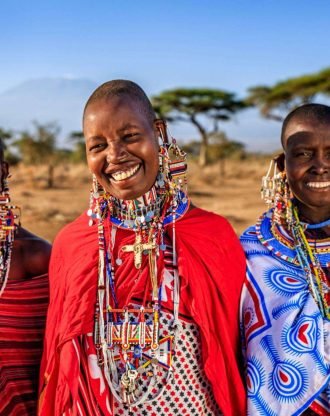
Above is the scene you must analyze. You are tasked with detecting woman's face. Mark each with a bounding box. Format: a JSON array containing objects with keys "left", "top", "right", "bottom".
[
  {"left": 84, "top": 96, "right": 160, "bottom": 200},
  {"left": 284, "top": 116, "right": 330, "bottom": 222}
]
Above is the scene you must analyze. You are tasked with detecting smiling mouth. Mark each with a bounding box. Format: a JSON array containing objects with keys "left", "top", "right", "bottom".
[
  {"left": 110, "top": 164, "right": 140, "bottom": 181},
  {"left": 306, "top": 181, "right": 330, "bottom": 189}
]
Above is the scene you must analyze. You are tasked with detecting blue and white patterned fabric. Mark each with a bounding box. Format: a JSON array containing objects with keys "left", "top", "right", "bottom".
[{"left": 240, "top": 211, "right": 330, "bottom": 416}]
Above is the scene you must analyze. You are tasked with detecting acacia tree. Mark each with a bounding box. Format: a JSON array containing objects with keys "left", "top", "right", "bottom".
[
  {"left": 0, "top": 128, "right": 12, "bottom": 142},
  {"left": 247, "top": 67, "right": 330, "bottom": 121},
  {"left": 13, "top": 121, "right": 60, "bottom": 188},
  {"left": 69, "top": 131, "right": 86, "bottom": 163},
  {"left": 152, "top": 88, "right": 246, "bottom": 166},
  {"left": 0, "top": 128, "right": 12, "bottom": 155}
]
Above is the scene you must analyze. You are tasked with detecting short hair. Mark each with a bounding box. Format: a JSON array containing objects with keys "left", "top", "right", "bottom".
[
  {"left": 281, "top": 103, "right": 330, "bottom": 146},
  {"left": 83, "top": 79, "right": 156, "bottom": 124}
]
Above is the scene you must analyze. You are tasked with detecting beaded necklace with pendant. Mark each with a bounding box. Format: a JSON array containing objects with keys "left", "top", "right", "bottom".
[
  {"left": 260, "top": 201, "right": 330, "bottom": 319},
  {"left": 92, "top": 178, "right": 189, "bottom": 407}
]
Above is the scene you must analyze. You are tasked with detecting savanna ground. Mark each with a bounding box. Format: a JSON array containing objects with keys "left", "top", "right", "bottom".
[{"left": 10, "top": 157, "right": 271, "bottom": 242}]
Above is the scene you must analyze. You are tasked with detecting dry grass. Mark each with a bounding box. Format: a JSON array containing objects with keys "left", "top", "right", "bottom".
[{"left": 9, "top": 158, "right": 270, "bottom": 242}]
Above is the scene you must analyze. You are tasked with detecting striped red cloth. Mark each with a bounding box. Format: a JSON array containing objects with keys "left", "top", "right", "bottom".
[{"left": 0, "top": 274, "right": 49, "bottom": 416}]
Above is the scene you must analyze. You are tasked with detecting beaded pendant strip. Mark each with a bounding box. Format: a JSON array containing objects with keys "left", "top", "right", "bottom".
[
  {"left": 0, "top": 180, "right": 20, "bottom": 297},
  {"left": 257, "top": 203, "right": 330, "bottom": 319},
  {"left": 89, "top": 140, "right": 189, "bottom": 407},
  {"left": 93, "top": 190, "right": 188, "bottom": 406},
  {"left": 290, "top": 205, "right": 330, "bottom": 319}
]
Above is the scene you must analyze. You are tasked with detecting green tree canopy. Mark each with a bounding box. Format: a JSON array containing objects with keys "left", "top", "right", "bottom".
[
  {"left": 247, "top": 67, "right": 330, "bottom": 121},
  {"left": 0, "top": 128, "right": 12, "bottom": 154},
  {"left": 69, "top": 131, "right": 86, "bottom": 163},
  {"left": 152, "top": 88, "right": 246, "bottom": 166},
  {"left": 13, "top": 121, "right": 60, "bottom": 187}
]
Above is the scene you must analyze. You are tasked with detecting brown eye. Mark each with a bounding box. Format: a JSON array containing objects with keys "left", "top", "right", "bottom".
[
  {"left": 295, "top": 150, "right": 312, "bottom": 158},
  {"left": 123, "top": 133, "right": 139, "bottom": 142},
  {"left": 89, "top": 143, "right": 106, "bottom": 152}
]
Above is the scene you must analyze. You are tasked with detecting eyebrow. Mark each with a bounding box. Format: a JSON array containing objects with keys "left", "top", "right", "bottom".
[
  {"left": 86, "top": 135, "right": 103, "bottom": 142},
  {"left": 285, "top": 131, "right": 313, "bottom": 146},
  {"left": 116, "top": 123, "right": 140, "bottom": 133}
]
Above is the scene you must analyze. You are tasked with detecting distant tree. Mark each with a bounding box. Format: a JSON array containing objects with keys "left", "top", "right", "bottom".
[
  {"left": 69, "top": 131, "right": 86, "bottom": 163},
  {"left": 0, "top": 127, "right": 12, "bottom": 155},
  {"left": 208, "top": 131, "right": 245, "bottom": 177},
  {"left": 13, "top": 121, "right": 60, "bottom": 188},
  {"left": 152, "top": 88, "right": 246, "bottom": 166},
  {"left": 0, "top": 128, "right": 12, "bottom": 143},
  {"left": 247, "top": 67, "right": 330, "bottom": 121}
]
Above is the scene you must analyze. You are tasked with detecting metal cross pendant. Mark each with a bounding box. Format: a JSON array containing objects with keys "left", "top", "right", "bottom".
[{"left": 121, "top": 234, "right": 157, "bottom": 269}]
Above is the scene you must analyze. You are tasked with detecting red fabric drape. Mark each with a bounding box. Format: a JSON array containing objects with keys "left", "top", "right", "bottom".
[{"left": 39, "top": 207, "right": 246, "bottom": 416}]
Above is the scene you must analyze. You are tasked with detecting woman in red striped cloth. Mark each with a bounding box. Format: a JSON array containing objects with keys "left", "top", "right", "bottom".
[{"left": 0, "top": 140, "right": 51, "bottom": 415}]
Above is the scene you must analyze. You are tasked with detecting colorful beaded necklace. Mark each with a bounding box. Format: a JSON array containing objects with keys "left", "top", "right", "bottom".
[
  {"left": 89, "top": 141, "right": 188, "bottom": 406},
  {"left": 0, "top": 178, "right": 19, "bottom": 298},
  {"left": 289, "top": 202, "right": 330, "bottom": 319},
  {"left": 257, "top": 201, "right": 330, "bottom": 319}
]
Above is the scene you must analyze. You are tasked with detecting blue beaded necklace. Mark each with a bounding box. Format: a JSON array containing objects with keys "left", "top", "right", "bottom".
[{"left": 303, "top": 218, "right": 330, "bottom": 230}]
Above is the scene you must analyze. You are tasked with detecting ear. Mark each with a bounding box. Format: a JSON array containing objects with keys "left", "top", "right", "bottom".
[
  {"left": 275, "top": 152, "right": 285, "bottom": 172},
  {"left": 0, "top": 161, "right": 9, "bottom": 192},
  {"left": 153, "top": 119, "right": 168, "bottom": 143}
]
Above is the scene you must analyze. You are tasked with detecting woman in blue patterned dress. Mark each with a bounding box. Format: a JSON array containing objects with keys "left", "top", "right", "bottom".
[{"left": 240, "top": 103, "right": 330, "bottom": 416}]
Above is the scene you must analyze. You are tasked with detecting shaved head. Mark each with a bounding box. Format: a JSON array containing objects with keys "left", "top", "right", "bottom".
[
  {"left": 83, "top": 80, "right": 156, "bottom": 125},
  {"left": 281, "top": 103, "right": 330, "bottom": 148}
]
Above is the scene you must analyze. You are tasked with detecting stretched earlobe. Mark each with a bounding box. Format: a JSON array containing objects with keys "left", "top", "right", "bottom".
[
  {"left": 275, "top": 153, "right": 285, "bottom": 172},
  {"left": 154, "top": 119, "right": 168, "bottom": 143}
]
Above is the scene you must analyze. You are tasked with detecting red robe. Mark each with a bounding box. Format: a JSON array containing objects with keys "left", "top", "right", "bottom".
[
  {"left": 1, "top": 273, "right": 48, "bottom": 416},
  {"left": 39, "top": 207, "right": 246, "bottom": 416}
]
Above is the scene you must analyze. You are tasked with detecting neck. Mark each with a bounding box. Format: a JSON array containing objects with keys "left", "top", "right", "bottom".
[
  {"left": 112, "top": 184, "right": 166, "bottom": 220},
  {"left": 295, "top": 200, "right": 330, "bottom": 226}
]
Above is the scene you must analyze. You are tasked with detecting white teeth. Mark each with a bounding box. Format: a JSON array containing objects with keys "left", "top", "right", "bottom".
[
  {"left": 307, "top": 182, "right": 330, "bottom": 189},
  {"left": 111, "top": 165, "right": 139, "bottom": 181}
]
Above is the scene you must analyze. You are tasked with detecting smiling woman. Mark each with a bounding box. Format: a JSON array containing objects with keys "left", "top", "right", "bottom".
[
  {"left": 284, "top": 113, "right": 330, "bottom": 224},
  {"left": 84, "top": 95, "right": 159, "bottom": 200},
  {"left": 240, "top": 104, "right": 330, "bottom": 416},
  {"left": 39, "top": 80, "right": 247, "bottom": 416}
]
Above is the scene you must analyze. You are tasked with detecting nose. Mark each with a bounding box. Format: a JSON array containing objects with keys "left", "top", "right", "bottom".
[
  {"left": 106, "top": 141, "right": 128, "bottom": 164},
  {"left": 311, "top": 153, "right": 330, "bottom": 175}
]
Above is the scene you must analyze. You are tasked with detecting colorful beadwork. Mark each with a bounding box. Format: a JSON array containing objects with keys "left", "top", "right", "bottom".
[
  {"left": 89, "top": 136, "right": 189, "bottom": 407},
  {"left": 0, "top": 177, "right": 20, "bottom": 297},
  {"left": 257, "top": 202, "right": 330, "bottom": 320}
]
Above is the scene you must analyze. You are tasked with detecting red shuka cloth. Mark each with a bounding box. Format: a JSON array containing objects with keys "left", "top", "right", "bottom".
[
  {"left": 39, "top": 207, "right": 246, "bottom": 416},
  {"left": 0, "top": 273, "right": 49, "bottom": 416}
]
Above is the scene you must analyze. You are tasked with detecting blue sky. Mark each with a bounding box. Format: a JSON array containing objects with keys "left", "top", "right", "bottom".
[{"left": 1, "top": 0, "right": 330, "bottom": 151}]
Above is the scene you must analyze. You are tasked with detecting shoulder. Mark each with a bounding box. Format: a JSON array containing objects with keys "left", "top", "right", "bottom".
[
  {"left": 176, "top": 206, "right": 244, "bottom": 259},
  {"left": 240, "top": 224, "right": 258, "bottom": 245},
  {"left": 179, "top": 206, "right": 236, "bottom": 235},
  {"left": 239, "top": 212, "right": 271, "bottom": 255},
  {"left": 15, "top": 227, "right": 52, "bottom": 277},
  {"left": 52, "top": 211, "right": 99, "bottom": 262},
  {"left": 53, "top": 211, "right": 95, "bottom": 246}
]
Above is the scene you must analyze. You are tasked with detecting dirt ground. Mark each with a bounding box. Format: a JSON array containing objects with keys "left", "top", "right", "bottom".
[{"left": 9, "top": 158, "right": 270, "bottom": 242}]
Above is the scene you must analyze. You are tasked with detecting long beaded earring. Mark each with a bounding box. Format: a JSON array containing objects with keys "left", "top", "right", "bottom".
[
  {"left": 157, "top": 121, "right": 187, "bottom": 196},
  {"left": 88, "top": 174, "right": 106, "bottom": 226},
  {"left": 0, "top": 166, "right": 20, "bottom": 297},
  {"left": 261, "top": 157, "right": 291, "bottom": 225}
]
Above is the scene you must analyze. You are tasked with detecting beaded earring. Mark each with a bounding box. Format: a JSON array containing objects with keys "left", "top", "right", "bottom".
[
  {"left": 157, "top": 121, "right": 187, "bottom": 196},
  {"left": 88, "top": 174, "right": 106, "bottom": 226},
  {"left": 0, "top": 167, "right": 20, "bottom": 297},
  {"left": 261, "top": 157, "right": 291, "bottom": 225}
]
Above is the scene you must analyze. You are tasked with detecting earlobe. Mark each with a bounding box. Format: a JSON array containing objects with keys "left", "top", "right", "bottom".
[
  {"left": 154, "top": 119, "right": 168, "bottom": 143},
  {"left": 275, "top": 153, "right": 285, "bottom": 172}
]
